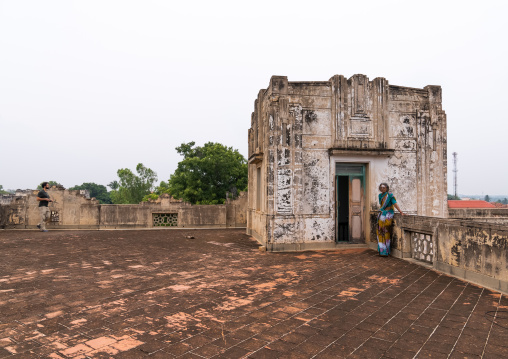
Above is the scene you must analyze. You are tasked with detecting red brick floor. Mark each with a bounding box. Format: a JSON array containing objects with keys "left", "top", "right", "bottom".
[{"left": 1, "top": 229, "right": 508, "bottom": 358}]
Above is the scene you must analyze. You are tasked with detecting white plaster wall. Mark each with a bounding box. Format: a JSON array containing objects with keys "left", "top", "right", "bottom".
[
  {"left": 301, "top": 150, "right": 330, "bottom": 215},
  {"left": 385, "top": 153, "right": 418, "bottom": 213},
  {"left": 250, "top": 210, "right": 267, "bottom": 243},
  {"left": 272, "top": 217, "right": 301, "bottom": 243},
  {"left": 303, "top": 217, "right": 335, "bottom": 242},
  {"left": 328, "top": 154, "right": 415, "bottom": 213},
  {"left": 385, "top": 112, "right": 419, "bottom": 213},
  {"left": 276, "top": 168, "right": 292, "bottom": 214},
  {"left": 303, "top": 109, "right": 331, "bottom": 135}
]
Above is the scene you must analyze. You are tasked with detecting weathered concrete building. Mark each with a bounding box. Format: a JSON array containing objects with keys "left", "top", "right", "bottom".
[{"left": 247, "top": 74, "right": 447, "bottom": 251}]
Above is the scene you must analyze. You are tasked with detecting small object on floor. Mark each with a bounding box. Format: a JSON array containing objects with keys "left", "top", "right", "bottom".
[
  {"left": 185, "top": 235, "right": 195, "bottom": 239},
  {"left": 258, "top": 246, "right": 266, "bottom": 252},
  {"left": 41, "top": 230, "right": 48, "bottom": 232},
  {"left": 37, "top": 224, "right": 41, "bottom": 229}
]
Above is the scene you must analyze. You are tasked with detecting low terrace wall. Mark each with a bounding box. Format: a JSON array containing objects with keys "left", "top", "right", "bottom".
[
  {"left": 449, "top": 208, "right": 508, "bottom": 225},
  {"left": 369, "top": 213, "right": 508, "bottom": 293},
  {"left": 0, "top": 189, "right": 247, "bottom": 229}
]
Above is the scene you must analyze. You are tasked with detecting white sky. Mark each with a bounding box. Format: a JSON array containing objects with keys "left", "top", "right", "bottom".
[{"left": 0, "top": 0, "right": 507, "bottom": 195}]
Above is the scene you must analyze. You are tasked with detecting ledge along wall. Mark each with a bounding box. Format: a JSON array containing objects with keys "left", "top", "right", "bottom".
[
  {"left": 370, "top": 213, "right": 508, "bottom": 294},
  {"left": 0, "top": 189, "right": 247, "bottom": 229}
]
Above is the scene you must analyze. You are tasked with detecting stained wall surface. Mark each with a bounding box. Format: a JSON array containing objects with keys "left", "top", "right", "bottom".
[
  {"left": 387, "top": 214, "right": 508, "bottom": 293},
  {"left": 247, "top": 74, "right": 447, "bottom": 251},
  {"left": 448, "top": 208, "right": 508, "bottom": 225},
  {"left": 0, "top": 189, "right": 247, "bottom": 229}
]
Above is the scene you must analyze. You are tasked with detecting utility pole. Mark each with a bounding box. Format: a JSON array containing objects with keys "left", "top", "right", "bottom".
[{"left": 453, "top": 152, "right": 458, "bottom": 198}]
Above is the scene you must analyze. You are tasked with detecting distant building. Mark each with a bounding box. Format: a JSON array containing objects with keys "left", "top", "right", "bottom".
[{"left": 448, "top": 200, "right": 496, "bottom": 209}]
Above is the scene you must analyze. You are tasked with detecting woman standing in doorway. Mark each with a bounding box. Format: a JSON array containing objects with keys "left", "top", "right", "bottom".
[{"left": 377, "top": 183, "right": 405, "bottom": 256}]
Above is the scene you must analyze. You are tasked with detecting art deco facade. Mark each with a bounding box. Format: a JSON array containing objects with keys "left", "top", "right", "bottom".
[{"left": 247, "top": 74, "right": 447, "bottom": 251}]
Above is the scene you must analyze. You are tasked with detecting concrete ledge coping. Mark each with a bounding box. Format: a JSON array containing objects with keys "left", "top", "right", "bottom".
[
  {"left": 328, "top": 148, "right": 395, "bottom": 157},
  {"left": 269, "top": 241, "right": 368, "bottom": 252},
  {"left": 434, "top": 261, "right": 508, "bottom": 295},
  {"left": 248, "top": 152, "right": 263, "bottom": 164}
]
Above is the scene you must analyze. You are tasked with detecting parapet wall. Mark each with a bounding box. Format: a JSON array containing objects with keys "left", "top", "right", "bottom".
[
  {"left": 369, "top": 213, "right": 508, "bottom": 293},
  {"left": 448, "top": 208, "right": 508, "bottom": 225},
  {"left": 0, "top": 189, "right": 247, "bottom": 230}
]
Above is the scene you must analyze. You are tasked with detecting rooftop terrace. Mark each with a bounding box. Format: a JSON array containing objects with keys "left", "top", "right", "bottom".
[{"left": 1, "top": 229, "right": 507, "bottom": 358}]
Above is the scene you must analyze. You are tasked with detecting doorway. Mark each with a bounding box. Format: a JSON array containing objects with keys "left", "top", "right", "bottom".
[{"left": 335, "top": 164, "right": 365, "bottom": 242}]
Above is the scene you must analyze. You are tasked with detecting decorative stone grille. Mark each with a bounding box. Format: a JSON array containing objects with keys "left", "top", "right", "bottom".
[
  {"left": 411, "top": 232, "right": 433, "bottom": 263},
  {"left": 50, "top": 211, "right": 60, "bottom": 222},
  {"left": 153, "top": 213, "right": 178, "bottom": 227}
]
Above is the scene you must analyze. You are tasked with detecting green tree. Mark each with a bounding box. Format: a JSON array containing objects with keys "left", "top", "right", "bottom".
[
  {"left": 108, "top": 180, "right": 119, "bottom": 191},
  {"left": 166, "top": 141, "right": 247, "bottom": 204},
  {"left": 447, "top": 194, "right": 461, "bottom": 200},
  {"left": 110, "top": 163, "right": 157, "bottom": 204},
  {"left": 69, "top": 183, "right": 112, "bottom": 204},
  {"left": 484, "top": 195, "right": 490, "bottom": 202},
  {"left": 36, "top": 181, "right": 63, "bottom": 190},
  {"left": 0, "top": 185, "right": 10, "bottom": 194},
  {"left": 142, "top": 180, "right": 171, "bottom": 202}
]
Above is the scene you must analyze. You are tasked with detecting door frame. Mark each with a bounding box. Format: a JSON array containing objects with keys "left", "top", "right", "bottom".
[{"left": 335, "top": 163, "right": 366, "bottom": 243}]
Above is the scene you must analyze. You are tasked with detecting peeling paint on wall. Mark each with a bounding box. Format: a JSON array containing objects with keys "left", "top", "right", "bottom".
[
  {"left": 273, "top": 218, "right": 300, "bottom": 243},
  {"left": 277, "top": 148, "right": 291, "bottom": 166},
  {"left": 387, "top": 153, "right": 417, "bottom": 212},
  {"left": 302, "top": 151, "right": 329, "bottom": 215},
  {"left": 303, "top": 109, "right": 331, "bottom": 136},
  {"left": 277, "top": 169, "right": 292, "bottom": 214},
  {"left": 304, "top": 218, "right": 334, "bottom": 241}
]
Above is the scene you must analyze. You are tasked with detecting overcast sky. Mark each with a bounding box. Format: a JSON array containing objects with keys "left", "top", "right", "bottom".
[{"left": 1, "top": 0, "right": 507, "bottom": 196}]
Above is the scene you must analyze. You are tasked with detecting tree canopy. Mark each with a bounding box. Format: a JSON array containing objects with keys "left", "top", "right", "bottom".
[
  {"left": 110, "top": 163, "right": 157, "bottom": 204},
  {"left": 165, "top": 141, "right": 247, "bottom": 204},
  {"left": 108, "top": 180, "right": 119, "bottom": 191},
  {"left": 0, "top": 185, "right": 12, "bottom": 194},
  {"left": 142, "top": 180, "right": 171, "bottom": 202},
  {"left": 69, "top": 182, "right": 112, "bottom": 204}
]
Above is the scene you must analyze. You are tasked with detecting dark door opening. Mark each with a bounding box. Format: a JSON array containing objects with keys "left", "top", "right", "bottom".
[
  {"left": 337, "top": 176, "right": 349, "bottom": 241},
  {"left": 335, "top": 164, "right": 365, "bottom": 243}
]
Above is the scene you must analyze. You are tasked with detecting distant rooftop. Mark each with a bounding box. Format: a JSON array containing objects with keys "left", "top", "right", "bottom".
[
  {"left": 492, "top": 202, "right": 508, "bottom": 208},
  {"left": 448, "top": 200, "right": 496, "bottom": 208}
]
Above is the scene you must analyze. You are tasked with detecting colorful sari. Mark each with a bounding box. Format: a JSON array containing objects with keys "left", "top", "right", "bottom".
[{"left": 376, "top": 192, "right": 397, "bottom": 256}]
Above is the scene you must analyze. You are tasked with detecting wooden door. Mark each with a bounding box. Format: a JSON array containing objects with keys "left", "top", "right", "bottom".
[{"left": 350, "top": 177, "right": 364, "bottom": 241}]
